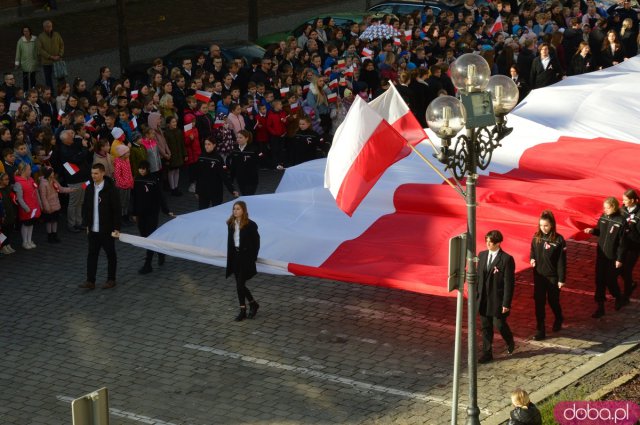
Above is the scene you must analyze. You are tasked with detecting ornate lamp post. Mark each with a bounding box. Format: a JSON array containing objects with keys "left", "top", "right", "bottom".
[{"left": 426, "top": 54, "right": 519, "bottom": 425}]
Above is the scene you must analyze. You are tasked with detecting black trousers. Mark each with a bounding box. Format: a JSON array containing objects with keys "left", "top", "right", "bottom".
[
  {"left": 595, "top": 251, "right": 621, "bottom": 304},
  {"left": 238, "top": 182, "right": 257, "bottom": 196},
  {"left": 620, "top": 248, "right": 639, "bottom": 298},
  {"left": 233, "top": 249, "right": 254, "bottom": 306},
  {"left": 43, "top": 65, "right": 54, "bottom": 93},
  {"left": 87, "top": 231, "right": 117, "bottom": 283},
  {"left": 480, "top": 314, "right": 514, "bottom": 354},
  {"left": 137, "top": 214, "right": 164, "bottom": 264},
  {"left": 269, "top": 135, "right": 285, "bottom": 168},
  {"left": 197, "top": 192, "right": 223, "bottom": 210},
  {"left": 533, "top": 273, "right": 563, "bottom": 331},
  {"left": 22, "top": 71, "right": 36, "bottom": 90}
]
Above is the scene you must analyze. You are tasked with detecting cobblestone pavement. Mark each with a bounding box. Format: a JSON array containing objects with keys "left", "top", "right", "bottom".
[{"left": 1, "top": 167, "right": 639, "bottom": 425}]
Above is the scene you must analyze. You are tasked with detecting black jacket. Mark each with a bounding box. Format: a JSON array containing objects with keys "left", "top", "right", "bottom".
[
  {"left": 225, "top": 219, "right": 260, "bottom": 280},
  {"left": 82, "top": 177, "right": 121, "bottom": 234},
  {"left": 530, "top": 55, "right": 563, "bottom": 89},
  {"left": 592, "top": 212, "right": 626, "bottom": 261},
  {"left": 477, "top": 249, "right": 516, "bottom": 317},
  {"left": 227, "top": 144, "right": 260, "bottom": 187},
  {"left": 195, "top": 152, "right": 235, "bottom": 198},
  {"left": 568, "top": 54, "right": 594, "bottom": 76},
  {"left": 131, "top": 175, "right": 169, "bottom": 217},
  {"left": 290, "top": 129, "right": 323, "bottom": 166},
  {"left": 59, "top": 140, "right": 91, "bottom": 184},
  {"left": 508, "top": 403, "right": 542, "bottom": 425},
  {"left": 622, "top": 205, "right": 640, "bottom": 251},
  {"left": 599, "top": 44, "right": 625, "bottom": 68},
  {"left": 530, "top": 233, "right": 567, "bottom": 281}
]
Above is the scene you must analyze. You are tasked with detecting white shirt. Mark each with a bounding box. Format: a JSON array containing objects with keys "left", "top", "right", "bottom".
[
  {"left": 487, "top": 249, "right": 500, "bottom": 266},
  {"left": 541, "top": 56, "right": 551, "bottom": 69},
  {"left": 92, "top": 181, "right": 104, "bottom": 232},
  {"left": 233, "top": 220, "right": 240, "bottom": 248}
]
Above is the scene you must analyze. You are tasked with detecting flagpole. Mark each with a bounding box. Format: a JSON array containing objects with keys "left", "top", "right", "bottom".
[{"left": 406, "top": 143, "right": 464, "bottom": 196}]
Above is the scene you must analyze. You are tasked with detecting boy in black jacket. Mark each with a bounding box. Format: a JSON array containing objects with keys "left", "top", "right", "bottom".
[{"left": 131, "top": 160, "right": 174, "bottom": 274}]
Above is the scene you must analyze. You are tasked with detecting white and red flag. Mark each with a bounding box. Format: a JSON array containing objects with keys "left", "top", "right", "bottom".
[
  {"left": 111, "top": 127, "right": 126, "bottom": 142},
  {"left": 57, "top": 109, "right": 65, "bottom": 121},
  {"left": 344, "top": 67, "right": 354, "bottom": 78},
  {"left": 84, "top": 116, "right": 96, "bottom": 132},
  {"left": 393, "top": 38, "right": 402, "bottom": 46},
  {"left": 81, "top": 180, "right": 91, "bottom": 189},
  {"left": 183, "top": 122, "right": 194, "bottom": 137},
  {"left": 328, "top": 79, "right": 338, "bottom": 90},
  {"left": 324, "top": 97, "right": 409, "bottom": 216},
  {"left": 405, "top": 30, "right": 412, "bottom": 41},
  {"left": 289, "top": 101, "right": 299, "bottom": 113},
  {"left": 280, "top": 87, "right": 290, "bottom": 97},
  {"left": 362, "top": 47, "right": 373, "bottom": 58},
  {"left": 129, "top": 117, "right": 138, "bottom": 131},
  {"left": 488, "top": 15, "right": 503, "bottom": 35},
  {"left": 337, "top": 59, "right": 346, "bottom": 69},
  {"left": 195, "top": 90, "right": 212, "bottom": 103},
  {"left": 130, "top": 90, "right": 139, "bottom": 100},
  {"left": 327, "top": 92, "right": 338, "bottom": 103},
  {"left": 63, "top": 162, "right": 79, "bottom": 176}
]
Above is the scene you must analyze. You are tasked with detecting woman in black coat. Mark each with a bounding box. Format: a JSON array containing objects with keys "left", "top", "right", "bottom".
[
  {"left": 599, "top": 30, "right": 625, "bottom": 69},
  {"left": 621, "top": 189, "right": 640, "bottom": 304},
  {"left": 567, "top": 42, "right": 594, "bottom": 76},
  {"left": 225, "top": 201, "right": 260, "bottom": 321},
  {"left": 195, "top": 139, "right": 238, "bottom": 210},
  {"left": 529, "top": 210, "right": 566, "bottom": 341},
  {"left": 227, "top": 130, "right": 259, "bottom": 196}
]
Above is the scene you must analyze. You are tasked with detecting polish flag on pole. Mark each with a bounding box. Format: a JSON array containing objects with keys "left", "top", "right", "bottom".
[
  {"left": 393, "top": 38, "right": 402, "bottom": 46},
  {"left": 289, "top": 101, "right": 299, "bottom": 113},
  {"left": 303, "top": 84, "right": 310, "bottom": 94},
  {"left": 339, "top": 77, "right": 347, "bottom": 86},
  {"left": 57, "top": 109, "right": 65, "bottom": 121},
  {"left": 324, "top": 67, "right": 332, "bottom": 76},
  {"left": 369, "top": 83, "right": 427, "bottom": 152},
  {"left": 214, "top": 118, "right": 225, "bottom": 128},
  {"left": 63, "top": 162, "right": 79, "bottom": 175},
  {"left": 328, "top": 79, "right": 338, "bottom": 90},
  {"left": 324, "top": 97, "right": 410, "bottom": 216},
  {"left": 183, "top": 122, "right": 194, "bottom": 137},
  {"left": 84, "top": 116, "right": 96, "bottom": 131},
  {"left": 344, "top": 67, "right": 354, "bottom": 78},
  {"left": 337, "top": 59, "right": 346, "bottom": 69},
  {"left": 111, "top": 127, "right": 126, "bottom": 142},
  {"left": 81, "top": 180, "right": 91, "bottom": 189},
  {"left": 404, "top": 30, "right": 412, "bottom": 41},
  {"left": 280, "top": 87, "right": 290, "bottom": 97},
  {"left": 130, "top": 90, "right": 139, "bottom": 100},
  {"left": 327, "top": 92, "right": 338, "bottom": 103},
  {"left": 129, "top": 117, "right": 138, "bottom": 131},
  {"left": 195, "top": 90, "right": 212, "bottom": 103},
  {"left": 488, "top": 15, "right": 503, "bottom": 35},
  {"left": 361, "top": 47, "right": 374, "bottom": 58}
]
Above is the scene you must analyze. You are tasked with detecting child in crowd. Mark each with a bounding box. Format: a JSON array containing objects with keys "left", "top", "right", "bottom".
[
  {"left": 213, "top": 113, "right": 235, "bottom": 160},
  {"left": 266, "top": 99, "right": 287, "bottom": 170},
  {"left": 253, "top": 103, "right": 270, "bottom": 167},
  {"left": 113, "top": 144, "right": 134, "bottom": 224},
  {"left": 14, "top": 141, "right": 39, "bottom": 175},
  {"left": 291, "top": 117, "right": 324, "bottom": 166},
  {"left": 38, "top": 166, "right": 76, "bottom": 243},
  {"left": 93, "top": 138, "right": 114, "bottom": 177},
  {"left": 13, "top": 163, "right": 41, "bottom": 249},
  {"left": 228, "top": 130, "right": 259, "bottom": 196},
  {"left": 0, "top": 171, "right": 17, "bottom": 254},
  {"left": 131, "top": 160, "right": 174, "bottom": 274},
  {"left": 508, "top": 389, "right": 541, "bottom": 425},
  {"left": 164, "top": 116, "right": 186, "bottom": 196},
  {"left": 140, "top": 126, "right": 162, "bottom": 179}
]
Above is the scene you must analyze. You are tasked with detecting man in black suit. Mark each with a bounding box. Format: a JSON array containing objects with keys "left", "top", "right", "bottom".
[
  {"left": 477, "top": 230, "right": 516, "bottom": 363},
  {"left": 79, "top": 163, "right": 121, "bottom": 290},
  {"left": 530, "top": 43, "right": 564, "bottom": 90}
]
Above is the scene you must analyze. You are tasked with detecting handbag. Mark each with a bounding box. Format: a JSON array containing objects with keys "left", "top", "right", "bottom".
[{"left": 53, "top": 60, "right": 68, "bottom": 79}]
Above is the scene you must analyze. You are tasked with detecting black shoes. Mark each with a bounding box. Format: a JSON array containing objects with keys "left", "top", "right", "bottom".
[
  {"left": 138, "top": 263, "right": 152, "bottom": 275},
  {"left": 507, "top": 341, "right": 516, "bottom": 354},
  {"left": 614, "top": 297, "right": 625, "bottom": 311},
  {"left": 552, "top": 319, "right": 563, "bottom": 332},
  {"left": 478, "top": 352, "right": 493, "bottom": 364},
  {"left": 592, "top": 307, "right": 605, "bottom": 318},
  {"left": 533, "top": 331, "right": 546, "bottom": 341},
  {"left": 248, "top": 301, "right": 260, "bottom": 319},
  {"left": 234, "top": 308, "right": 247, "bottom": 322},
  {"left": 78, "top": 281, "right": 95, "bottom": 290},
  {"left": 171, "top": 188, "right": 183, "bottom": 197}
]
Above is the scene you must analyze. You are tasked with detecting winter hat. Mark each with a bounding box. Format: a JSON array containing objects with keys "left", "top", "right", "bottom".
[
  {"left": 215, "top": 112, "right": 228, "bottom": 121},
  {"left": 115, "top": 144, "right": 130, "bottom": 157},
  {"left": 343, "top": 88, "right": 353, "bottom": 98}
]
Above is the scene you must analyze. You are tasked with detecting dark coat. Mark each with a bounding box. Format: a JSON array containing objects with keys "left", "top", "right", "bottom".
[
  {"left": 592, "top": 212, "right": 626, "bottom": 261},
  {"left": 623, "top": 205, "right": 640, "bottom": 251},
  {"left": 530, "top": 233, "right": 567, "bottom": 281},
  {"left": 131, "top": 175, "right": 169, "bottom": 217},
  {"left": 225, "top": 219, "right": 260, "bottom": 280},
  {"left": 568, "top": 53, "right": 594, "bottom": 76},
  {"left": 508, "top": 403, "right": 542, "bottom": 425},
  {"left": 516, "top": 49, "right": 535, "bottom": 85},
  {"left": 599, "top": 44, "right": 625, "bottom": 68},
  {"left": 530, "top": 55, "right": 563, "bottom": 89},
  {"left": 477, "top": 249, "right": 516, "bottom": 317},
  {"left": 59, "top": 139, "right": 91, "bottom": 184},
  {"left": 290, "top": 129, "right": 323, "bottom": 166},
  {"left": 227, "top": 144, "right": 260, "bottom": 187},
  {"left": 82, "top": 177, "right": 121, "bottom": 235},
  {"left": 195, "top": 152, "right": 235, "bottom": 201},
  {"left": 408, "top": 79, "right": 435, "bottom": 128}
]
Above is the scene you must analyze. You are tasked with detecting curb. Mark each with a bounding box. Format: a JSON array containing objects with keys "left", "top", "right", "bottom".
[{"left": 483, "top": 338, "right": 640, "bottom": 425}]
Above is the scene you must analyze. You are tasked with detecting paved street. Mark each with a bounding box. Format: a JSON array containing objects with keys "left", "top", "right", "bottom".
[{"left": 1, "top": 166, "right": 639, "bottom": 425}]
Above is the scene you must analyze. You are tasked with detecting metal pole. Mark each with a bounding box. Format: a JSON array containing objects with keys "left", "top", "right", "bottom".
[
  {"left": 465, "top": 128, "right": 481, "bottom": 425},
  {"left": 116, "top": 0, "right": 130, "bottom": 73},
  {"left": 451, "top": 285, "right": 464, "bottom": 425},
  {"left": 248, "top": 0, "right": 258, "bottom": 42}
]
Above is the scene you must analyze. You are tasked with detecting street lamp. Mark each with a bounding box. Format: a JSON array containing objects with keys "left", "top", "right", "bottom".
[{"left": 426, "top": 53, "right": 518, "bottom": 425}]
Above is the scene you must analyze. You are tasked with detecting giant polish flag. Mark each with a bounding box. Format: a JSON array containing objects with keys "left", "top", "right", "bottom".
[
  {"left": 120, "top": 58, "right": 640, "bottom": 297},
  {"left": 324, "top": 97, "right": 409, "bottom": 216}
]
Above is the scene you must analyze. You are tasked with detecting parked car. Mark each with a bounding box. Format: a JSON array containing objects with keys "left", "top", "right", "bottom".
[
  {"left": 367, "top": 0, "right": 460, "bottom": 17},
  {"left": 124, "top": 40, "right": 265, "bottom": 85},
  {"left": 256, "top": 12, "right": 366, "bottom": 47}
]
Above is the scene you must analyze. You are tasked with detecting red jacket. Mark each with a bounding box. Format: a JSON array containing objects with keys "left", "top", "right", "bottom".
[
  {"left": 14, "top": 175, "right": 41, "bottom": 221},
  {"left": 266, "top": 110, "right": 287, "bottom": 138},
  {"left": 254, "top": 114, "right": 269, "bottom": 143}
]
